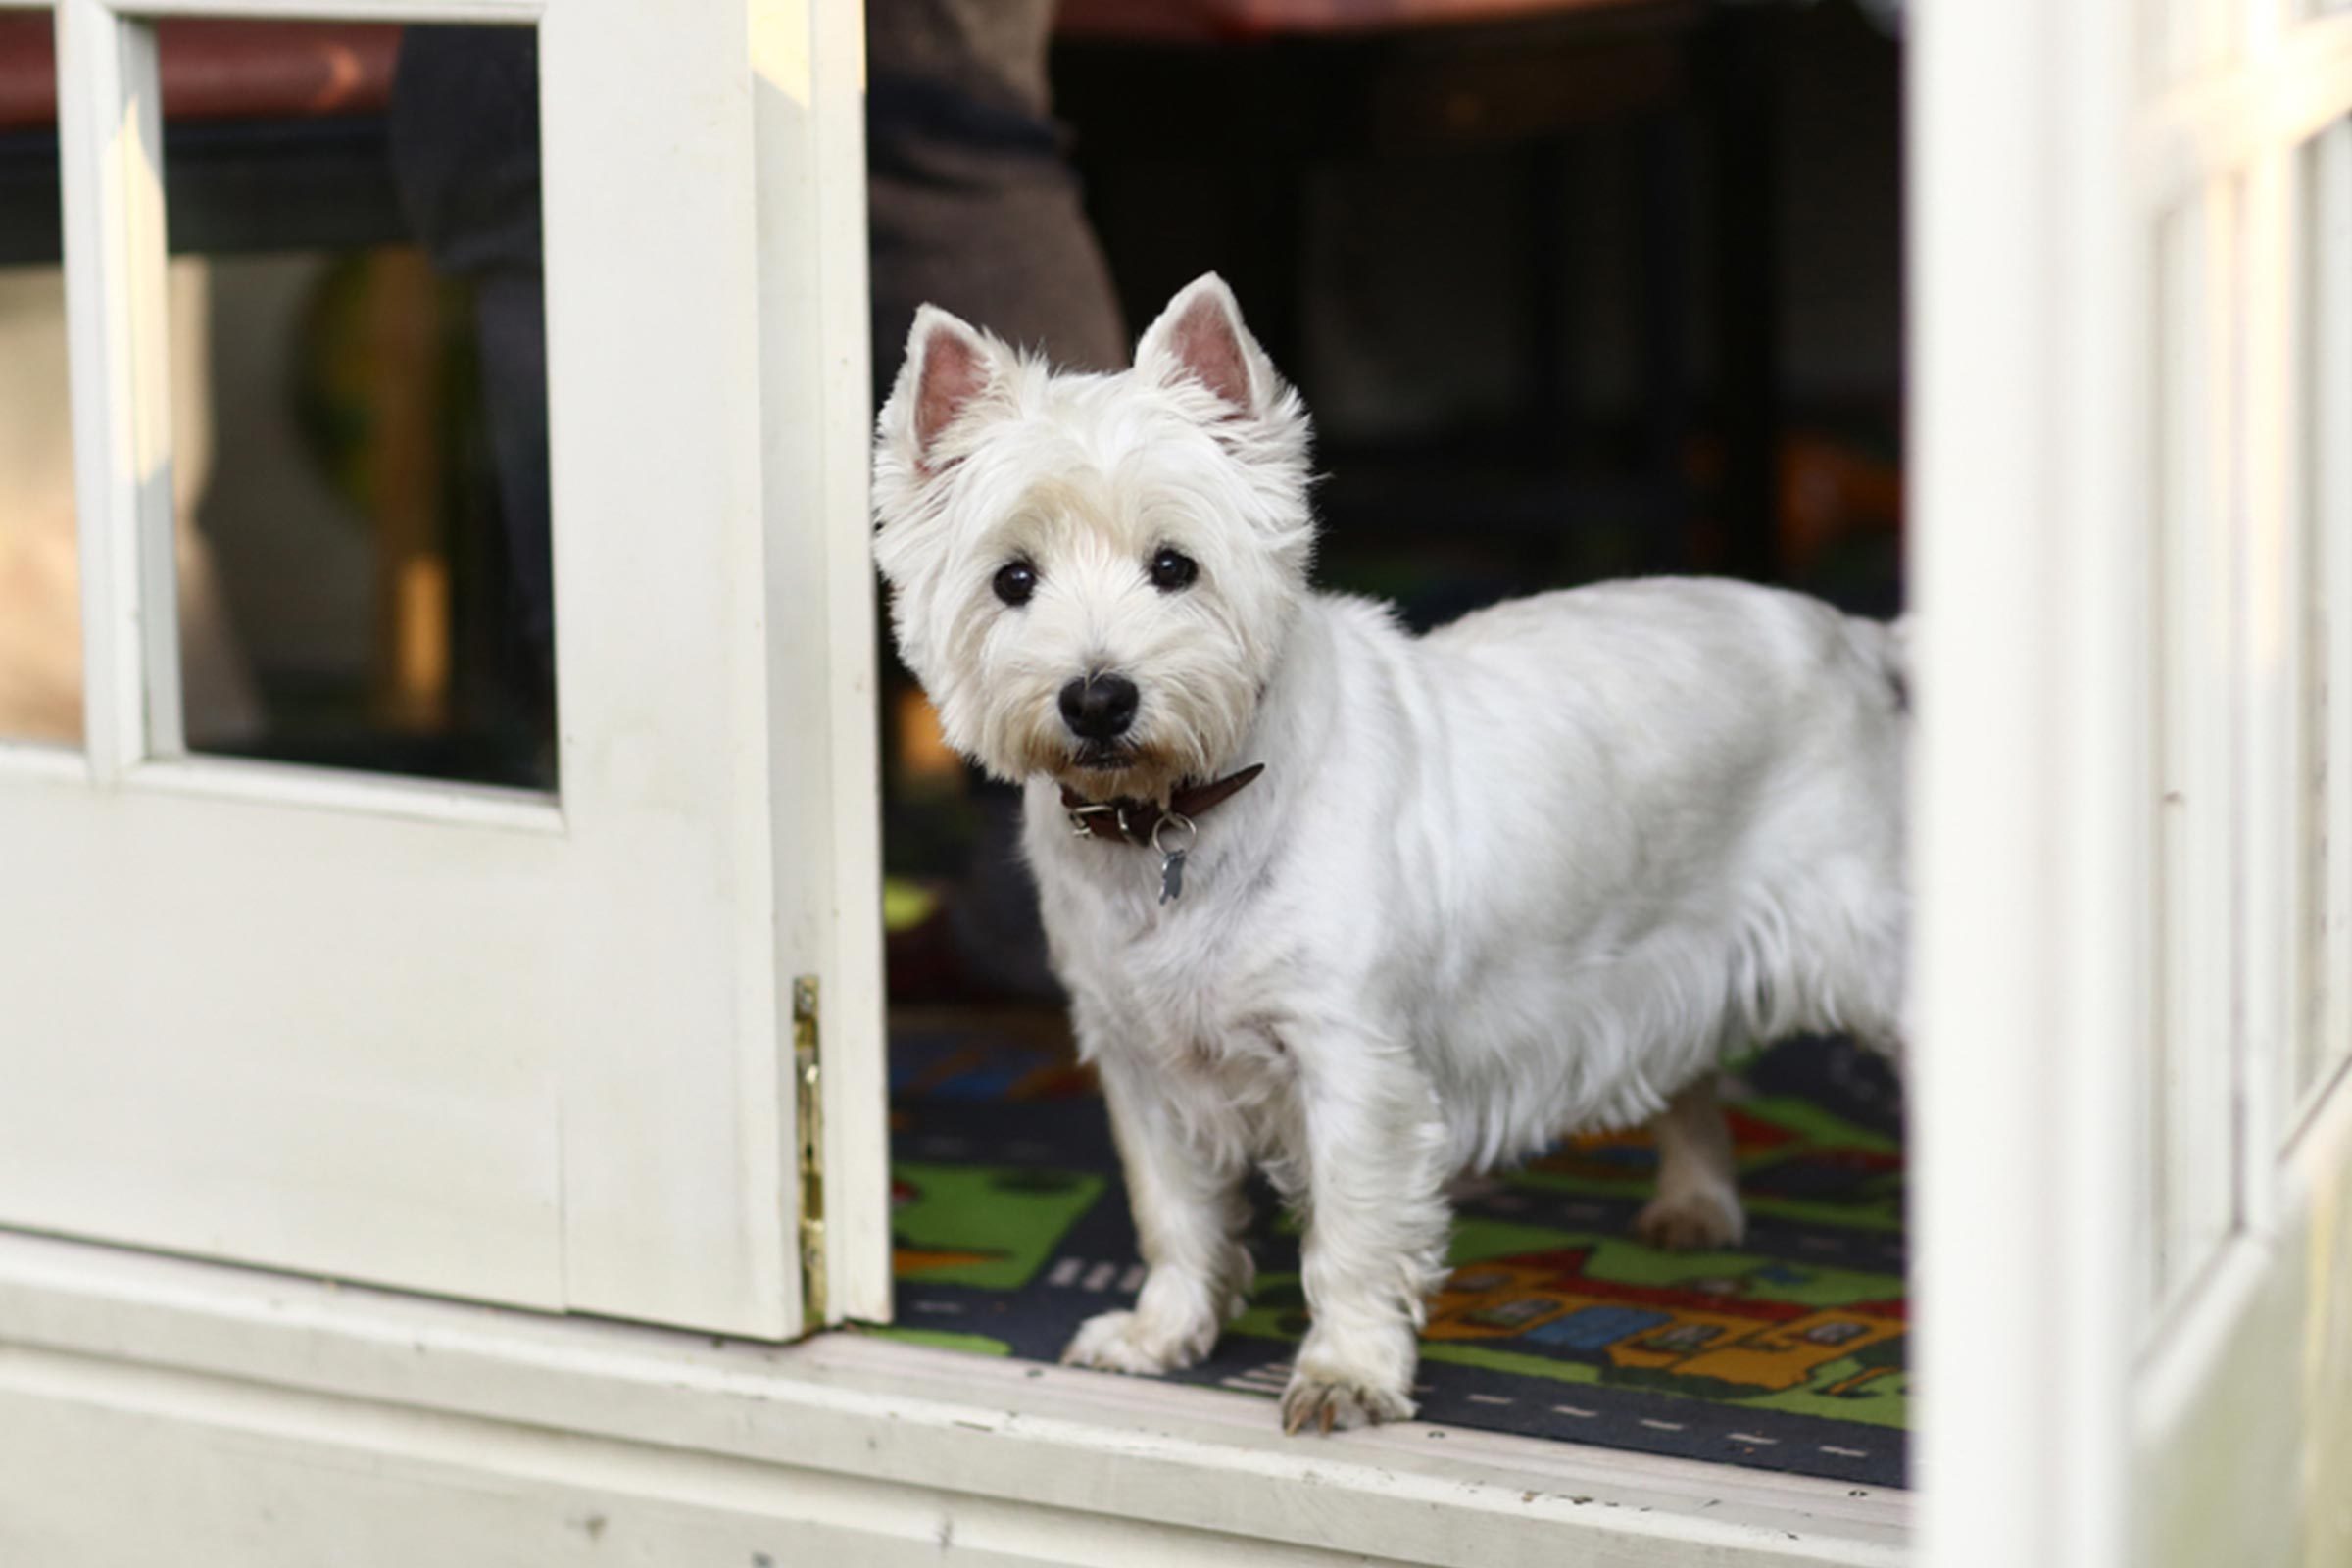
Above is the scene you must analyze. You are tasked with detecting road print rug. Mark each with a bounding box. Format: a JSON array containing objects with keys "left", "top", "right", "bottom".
[{"left": 877, "top": 1015, "right": 1909, "bottom": 1489}]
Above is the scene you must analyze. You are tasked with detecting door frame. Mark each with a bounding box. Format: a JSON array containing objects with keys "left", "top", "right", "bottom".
[
  {"left": 1911, "top": 1, "right": 2352, "bottom": 1564},
  {"left": 1909, "top": 0, "right": 2140, "bottom": 1556}
]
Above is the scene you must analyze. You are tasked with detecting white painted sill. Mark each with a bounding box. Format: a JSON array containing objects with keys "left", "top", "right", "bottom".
[{"left": 0, "top": 1231, "right": 1909, "bottom": 1567}]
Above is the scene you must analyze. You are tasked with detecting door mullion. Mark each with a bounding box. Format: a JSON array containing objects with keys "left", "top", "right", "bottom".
[
  {"left": 2238, "top": 144, "right": 2294, "bottom": 1222},
  {"left": 2303, "top": 121, "right": 2352, "bottom": 1122},
  {"left": 1913, "top": 0, "right": 2143, "bottom": 1558},
  {"left": 56, "top": 0, "right": 182, "bottom": 777}
]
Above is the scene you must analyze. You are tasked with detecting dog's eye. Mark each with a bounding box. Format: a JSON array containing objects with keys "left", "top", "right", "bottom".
[
  {"left": 993, "top": 560, "right": 1038, "bottom": 607},
  {"left": 1148, "top": 547, "right": 1199, "bottom": 593}
]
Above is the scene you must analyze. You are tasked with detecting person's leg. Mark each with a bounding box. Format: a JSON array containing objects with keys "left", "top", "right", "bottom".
[
  {"left": 388, "top": 26, "right": 552, "bottom": 692},
  {"left": 867, "top": 0, "right": 1127, "bottom": 379},
  {"left": 867, "top": 1, "right": 1129, "bottom": 1000}
]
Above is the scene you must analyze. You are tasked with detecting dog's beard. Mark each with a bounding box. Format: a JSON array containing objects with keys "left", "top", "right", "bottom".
[
  {"left": 1034, "top": 730, "right": 1198, "bottom": 805},
  {"left": 1051, "top": 745, "right": 1187, "bottom": 804},
  {"left": 981, "top": 699, "right": 1237, "bottom": 806},
  {"left": 1069, "top": 738, "right": 1138, "bottom": 774}
]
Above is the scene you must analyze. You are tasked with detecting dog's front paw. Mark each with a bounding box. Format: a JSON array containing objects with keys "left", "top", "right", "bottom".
[
  {"left": 1280, "top": 1370, "right": 1415, "bottom": 1435},
  {"left": 1634, "top": 1185, "right": 1746, "bottom": 1250},
  {"left": 1061, "top": 1308, "right": 1216, "bottom": 1376}
]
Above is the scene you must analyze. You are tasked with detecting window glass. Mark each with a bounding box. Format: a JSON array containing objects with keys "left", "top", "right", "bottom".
[
  {"left": 159, "top": 20, "right": 554, "bottom": 788},
  {"left": 0, "top": 11, "right": 80, "bottom": 749},
  {"left": 2148, "top": 0, "right": 2239, "bottom": 87}
]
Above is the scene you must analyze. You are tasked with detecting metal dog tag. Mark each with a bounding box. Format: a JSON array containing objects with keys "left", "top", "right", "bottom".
[
  {"left": 1152, "top": 812, "right": 1198, "bottom": 906},
  {"left": 1158, "top": 848, "right": 1187, "bottom": 904}
]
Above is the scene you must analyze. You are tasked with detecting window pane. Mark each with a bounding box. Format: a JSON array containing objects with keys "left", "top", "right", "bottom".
[
  {"left": 2300, "top": 119, "right": 2352, "bottom": 1111},
  {"left": 0, "top": 11, "right": 79, "bottom": 748},
  {"left": 2150, "top": 188, "right": 2240, "bottom": 1312},
  {"left": 2148, "top": 0, "right": 2240, "bottom": 86},
  {"left": 158, "top": 20, "right": 554, "bottom": 789}
]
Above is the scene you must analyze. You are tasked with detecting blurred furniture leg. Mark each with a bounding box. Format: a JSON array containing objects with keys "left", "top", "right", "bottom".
[{"left": 363, "top": 248, "right": 451, "bottom": 736}]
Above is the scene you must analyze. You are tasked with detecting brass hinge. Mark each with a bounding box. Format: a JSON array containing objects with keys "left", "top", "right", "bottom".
[{"left": 792, "top": 975, "right": 828, "bottom": 1327}]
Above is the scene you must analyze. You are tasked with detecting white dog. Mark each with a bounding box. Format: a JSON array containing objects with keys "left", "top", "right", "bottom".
[{"left": 873, "top": 274, "right": 1908, "bottom": 1435}]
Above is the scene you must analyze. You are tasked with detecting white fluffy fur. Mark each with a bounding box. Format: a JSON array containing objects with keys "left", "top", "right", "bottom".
[{"left": 874, "top": 274, "right": 1909, "bottom": 1435}]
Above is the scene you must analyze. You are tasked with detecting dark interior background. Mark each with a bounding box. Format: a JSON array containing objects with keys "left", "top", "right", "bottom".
[{"left": 1052, "top": 1, "right": 1904, "bottom": 635}]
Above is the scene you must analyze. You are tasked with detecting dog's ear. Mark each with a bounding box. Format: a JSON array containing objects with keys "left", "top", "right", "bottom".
[
  {"left": 880, "top": 305, "right": 999, "bottom": 471},
  {"left": 1135, "top": 273, "right": 1275, "bottom": 419}
]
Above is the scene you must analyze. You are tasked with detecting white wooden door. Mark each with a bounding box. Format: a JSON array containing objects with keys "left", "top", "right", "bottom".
[
  {"left": 0, "top": 0, "right": 886, "bottom": 1340},
  {"left": 1914, "top": 0, "right": 2352, "bottom": 1562}
]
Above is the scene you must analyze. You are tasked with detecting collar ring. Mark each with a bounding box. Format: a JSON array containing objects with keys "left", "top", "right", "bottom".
[{"left": 1150, "top": 811, "right": 1197, "bottom": 858}]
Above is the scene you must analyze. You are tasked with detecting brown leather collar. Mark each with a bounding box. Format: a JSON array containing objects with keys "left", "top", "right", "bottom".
[{"left": 1059, "top": 763, "right": 1265, "bottom": 846}]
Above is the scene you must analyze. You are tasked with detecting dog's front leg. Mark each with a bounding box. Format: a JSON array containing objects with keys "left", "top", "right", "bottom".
[
  {"left": 1062, "top": 1051, "right": 1253, "bottom": 1376},
  {"left": 1281, "top": 1032, "right": 1452, "bottom": 1434}
]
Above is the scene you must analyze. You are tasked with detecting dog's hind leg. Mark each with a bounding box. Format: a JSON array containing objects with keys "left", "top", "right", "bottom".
[
  {"left": 1633, "top": 1074, "right": 1746, "bottom": 1250},
  {"left": 1063, "top": 1052, "right": 1254, "bottom": 1377}
]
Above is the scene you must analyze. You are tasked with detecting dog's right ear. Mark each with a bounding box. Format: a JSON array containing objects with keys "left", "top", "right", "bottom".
[
  {"left": 880, "top": 305, "right": 997, "bottom": 473},
  {"left": 1135, "top": 272, "right": 1276, "bottom": 420}
]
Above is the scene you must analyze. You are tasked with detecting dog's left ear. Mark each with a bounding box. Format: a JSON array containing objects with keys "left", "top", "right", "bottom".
[{"left": 1135, "top": 272, "right": 1277, "bottom": 419}]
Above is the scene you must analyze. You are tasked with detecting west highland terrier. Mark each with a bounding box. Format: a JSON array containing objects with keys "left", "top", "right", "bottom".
[{"left": 873, "top": 274, "right": 1909, "bottom": 1435}]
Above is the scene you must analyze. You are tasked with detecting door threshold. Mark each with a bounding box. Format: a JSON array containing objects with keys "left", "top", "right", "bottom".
[{"left": 0, "top": 1230, "right": 1909, "bottom": 1566}]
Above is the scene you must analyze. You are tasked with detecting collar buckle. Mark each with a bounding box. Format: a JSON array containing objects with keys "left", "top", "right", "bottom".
[{"left": 1066, "top": 801, "right": 1122, "bottom": 839}]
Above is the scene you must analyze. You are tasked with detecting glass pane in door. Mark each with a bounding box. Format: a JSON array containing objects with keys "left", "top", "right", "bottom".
[
  {"left": 156, "top": 19, "right": 555, "bottom": 788},
  {"left": 0, "top": 10, "right": 81, "bottom": 749},
  {"left": 2146, "top": 0, "right": 2239, "bottom": 88}
]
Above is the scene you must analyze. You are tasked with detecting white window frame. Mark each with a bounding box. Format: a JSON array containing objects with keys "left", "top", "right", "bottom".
[{"left": 1913, "top": 0, "right": 2352, "bottom": 1563}]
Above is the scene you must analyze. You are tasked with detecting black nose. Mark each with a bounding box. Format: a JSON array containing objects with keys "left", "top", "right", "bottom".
[{"left": 1059, "top": 672, "right": 1139, "bottom": 742}]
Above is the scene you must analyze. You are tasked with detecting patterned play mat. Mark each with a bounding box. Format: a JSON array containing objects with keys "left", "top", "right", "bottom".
[{"left": 878, "top": 1011, "right": 1909, "bottom": 1489}]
